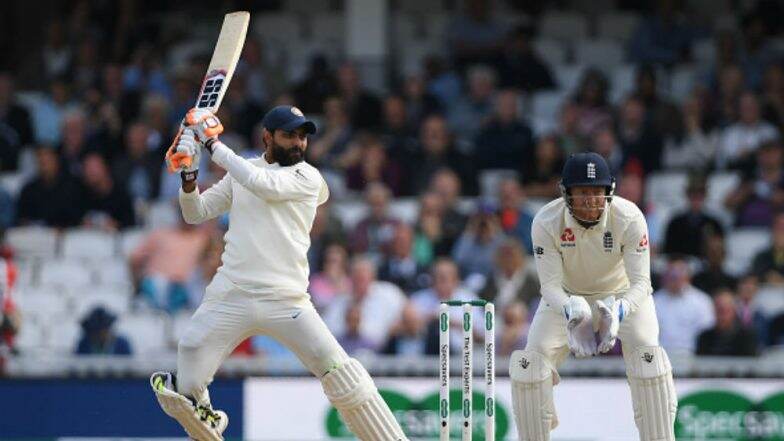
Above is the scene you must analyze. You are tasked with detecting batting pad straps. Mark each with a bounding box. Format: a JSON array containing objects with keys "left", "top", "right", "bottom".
[
  {"left": 150, "top": 372, "right": 226, "bottom": 441},
  {"left": 509, "top": 350, "right": 558, "bottom": 441},
  {"left": 321, "top": 358, "right": 408, "bottom": 441},
  {"left": 626, "top": 346, "right": 678, "bottom": 441}
]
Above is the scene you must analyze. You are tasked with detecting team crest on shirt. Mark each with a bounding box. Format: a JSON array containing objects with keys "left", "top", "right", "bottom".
[
  {"left": 560, "top": 228, "right": 575, "bottom": 247},
  {"left": 603, "top": 231, "right": 613, "bottom": 252}
]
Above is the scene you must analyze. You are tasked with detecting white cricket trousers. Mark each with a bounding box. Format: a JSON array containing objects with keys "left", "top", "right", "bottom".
[
  {"left": 176, "top": 273, "right": 348, "bottom": 403},
  {"left": 525, "top": 294, "right": 660, "bottom": 371}
]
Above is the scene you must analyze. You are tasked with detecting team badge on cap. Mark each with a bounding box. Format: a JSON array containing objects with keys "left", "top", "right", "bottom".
[{"left": 291, "top": 107, "right": 304, "bottom": 117}]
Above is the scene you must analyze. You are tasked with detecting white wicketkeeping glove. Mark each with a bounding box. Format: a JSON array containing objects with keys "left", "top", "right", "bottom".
[
  {"left": 596, "top": 295, "right": 629, "bottom": 353},
  {"left": 564, "top": 296, "right": 597, "bottom": 358}
]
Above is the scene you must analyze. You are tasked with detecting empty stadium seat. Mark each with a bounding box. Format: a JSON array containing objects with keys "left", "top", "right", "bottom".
[
  {"left": 531, "top": 90, "right": 567, "bottom": 122},
  {"left": 97, "top": 258, "right": 132, "bottom": 286},
  {"left": 645, "top": 171, "right": 688, "bottom": 209},
  {"left": 553, "top": 64, "right": 586, "bottom": 95},
  {"left": 574, "top": 39, "right": 625, "bottom": 72},
  {"left": 119, "top": 228, "right": 148, "bottom": 258},
  {"left": 115, "top": 313, "right": 169, "bottom": 355},
  {"left": 6, "top": 226, "right": 58, "bottom": 258},
  {"left": 46, "top": 317, "right": 82, "bottom": 354},
  {"left": 38, "top": 259, "right": 93, "bottom": 289},
  {"left": 61, "top": 229, "right": 117, "bottom": 260},
  {"left": 14, "top": 321, "right": 45, "bottom": 354},
  {"left": 597, "top": 12, "right": 640, "bottom": 42},
  {"left": 706, "top": 172, "right": 741, "bottom": 208},
  {"left": 15, "top": 287, "right": 68, "bottom": 319},
  {"left": 540, "top": 12, "right": 588, "bottom": 41},
  {"left": 724, "top": 228, "right": 771, "bottom": 277},
  {"left": 533, "top": 38, "right": 567, "bottom": 67},
  {"left": 72, "top": 291, "right": 131, "bottom": 318}
]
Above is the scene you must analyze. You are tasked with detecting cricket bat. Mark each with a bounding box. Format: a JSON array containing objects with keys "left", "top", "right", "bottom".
[
  {"left": 194, "top": 11, "right": 251, "bottom": 112},
  {"left": 167, "top": 11, "right": 250, "bottom": 173}
]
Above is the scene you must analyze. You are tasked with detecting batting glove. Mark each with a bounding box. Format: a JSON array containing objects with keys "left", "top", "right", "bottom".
[
  {"left": 564, "top": 296, "right": 597, "bottom": 358},
  {"left": 184, "top": 108, "right": 224, "bottom": 153},
  {"left": 596, "top": 295, "right": 628, "bottom": 354},
  {"left": 165, "top": 127, "right": 198, "bottom": 174}
]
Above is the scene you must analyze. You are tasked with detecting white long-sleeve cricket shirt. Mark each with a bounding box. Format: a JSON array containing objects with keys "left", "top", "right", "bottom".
[
  {"left": 531, "top": 196, "right": 653, "bottom": 315},
  {"left": 179, "top": 143, "right": 329, "bottom": 295}
]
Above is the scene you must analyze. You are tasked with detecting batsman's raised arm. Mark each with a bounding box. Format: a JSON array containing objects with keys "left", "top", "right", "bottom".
[
  {"left": 179, "top": 174, "right": 233, "bottom": 224},
  {"left": 186, "top": 108, "right": 327, "bottom": 203},
  {"left": 210, "top": 142, "right": 324, "bottom": 202}
]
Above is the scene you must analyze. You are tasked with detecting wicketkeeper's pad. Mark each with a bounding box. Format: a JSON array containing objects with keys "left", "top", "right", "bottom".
[
  {"left": 626, "top": 346, "right": 677, "bottom": 441},
  {"left": 509, "top": 350, "right": 558, "bottom": 441}
]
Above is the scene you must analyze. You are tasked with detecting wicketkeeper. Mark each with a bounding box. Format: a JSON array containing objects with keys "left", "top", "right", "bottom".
[
  {"left": 509, "top": 152, "right": 677, "bottom": 441},
  {"left": 152, "top": 105, "right": 408, "bottom": 441}
]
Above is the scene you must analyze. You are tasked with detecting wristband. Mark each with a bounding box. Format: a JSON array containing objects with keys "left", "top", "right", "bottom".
[
  {"left": 205, "top": 138, "right": 218, "bottom": 154},
  {"left": 181, "top": 169, "right": 199, "bottom": 183}
]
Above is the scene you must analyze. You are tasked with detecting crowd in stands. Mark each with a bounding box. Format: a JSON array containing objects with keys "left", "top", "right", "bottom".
[{"left": 3, "top": 0, "right": 784, "bottom": 367}]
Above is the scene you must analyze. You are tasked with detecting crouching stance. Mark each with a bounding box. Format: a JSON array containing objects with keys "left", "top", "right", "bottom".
[
  {"left": 510, "top": 153, "right": 677, "bottom": 441},
  {"left": 152, "top": 105, "right": 407, "bottom": 441}
]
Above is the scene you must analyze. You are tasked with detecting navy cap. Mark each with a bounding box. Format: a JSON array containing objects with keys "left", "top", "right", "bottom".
[
  {"left": 262, "top": 105, "right": 316, "bottom": 134},
  {"left": 561, "top": 152, "right": 613, "bottom": 189}
]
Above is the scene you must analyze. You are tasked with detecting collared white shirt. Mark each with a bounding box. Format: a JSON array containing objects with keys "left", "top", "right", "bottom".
[
  {"left": 654, "top": 285, "right": 715, "bottom": 354},
  {"left": 323, "top": 281, "right": 407, "bottom": 349},
  {"left": 179, "top": 146, "right": 329, "bottom": 295},
  {"left": 531, "top": 196, "right": 652, "bottom": 313},
  {"left": 716, "top": 121, "right": 779, "bottom": 169}
]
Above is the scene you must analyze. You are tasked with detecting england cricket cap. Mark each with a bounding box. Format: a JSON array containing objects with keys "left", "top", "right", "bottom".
[{"left": 262, "top": 105, "right": 317, "bottom": 134}]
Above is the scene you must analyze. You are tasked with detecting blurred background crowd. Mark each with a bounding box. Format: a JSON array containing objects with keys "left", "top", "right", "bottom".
[{"left": 2, "top": 0, "right": 784, "bottom": 373}]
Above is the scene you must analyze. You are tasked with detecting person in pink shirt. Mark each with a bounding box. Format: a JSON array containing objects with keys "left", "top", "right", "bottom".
[
  {"left": 130, "top": 217, "right": 210, "bottom": 312},
  {"left": 309, "top": 243, "right": 351, "bottom": 312}
]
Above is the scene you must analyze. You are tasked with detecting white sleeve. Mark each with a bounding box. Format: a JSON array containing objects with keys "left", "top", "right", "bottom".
[
  {"left": 698, "top": 293, "right": 716, "bottom": 332},
  {"left": 178, "top": 174, "right": 233, "bottom": 224},
  {"left": 210, "top": 142, "right": 323, "bottom": 202},
  {"left": 621, "top": 212, "right": 653, "bottom": 313},
  {"left": 531, "top": 219, "right": 569, "bottom": 313}
]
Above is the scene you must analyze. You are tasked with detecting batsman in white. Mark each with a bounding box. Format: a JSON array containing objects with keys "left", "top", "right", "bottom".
[
  {"left": 150, "top": 105, "right": 409, "bottom": 441},
  {"left": 509, "top": 152, "right": 677, "bottom": 441}
]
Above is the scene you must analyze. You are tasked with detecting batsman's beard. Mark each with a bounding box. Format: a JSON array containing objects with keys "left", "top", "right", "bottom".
[{"left": 269, "top": 141, "right": 304, "bottom": 166}]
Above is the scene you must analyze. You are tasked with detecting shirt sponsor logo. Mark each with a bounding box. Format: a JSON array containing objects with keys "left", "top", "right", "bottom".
[
  {"left": 534, "top": 246, "right": 544, "bottom": 256},
  {"left": 636, "top": 234, "right": 648, "bottom": 252},
  {"left": 560, "top": 228, "right": 575, "bottom": 247}
]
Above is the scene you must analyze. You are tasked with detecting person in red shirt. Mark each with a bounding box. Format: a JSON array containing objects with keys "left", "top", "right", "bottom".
[{"left": 0, "top": 242, "right": 21, "bottom": 374}]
